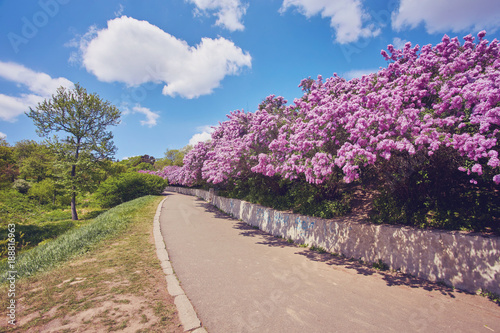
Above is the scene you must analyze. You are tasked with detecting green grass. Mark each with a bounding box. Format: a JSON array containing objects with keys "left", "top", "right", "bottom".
[
  {"left": 479, "top": 289, "right": 500, "bottom": 305},
  {"left": 0, "top": 196, "right": 158, "bottom": 282},
  {"left": 310, "top": 245, "right": 327, "bottom": 253},
  {"left": 372, "top": 259, "right": 389, "bottom": 271},
  {"left": 0, "top": 189, "right": 107, "bottom": 258}
]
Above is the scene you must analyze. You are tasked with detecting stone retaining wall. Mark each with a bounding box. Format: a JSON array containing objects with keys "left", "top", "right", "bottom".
[{"left": 165, "top": 186, "right": 500, "bottom": 295}]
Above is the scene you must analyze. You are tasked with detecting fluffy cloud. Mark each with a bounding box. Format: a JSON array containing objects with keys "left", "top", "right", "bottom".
[
  {"left": 78, "top": 16, "right": 251, "bottom": 99},
  {"left": 189, "top": 125, "right": 214, "bottom": 145},
  {"left": 0, "top": 132, "right": 6, "bottom": 139},
  {"left": 343, "top": 68, "right": 379, "bottom": 80},
  {"left": 392, "top": 0, "right": 500, "bottom": 33},
  {"left": 392, "top": 37, "right": 408, "bottom": 49},
  {"left": 280, "top": 0, "right": 380, "bottom": 43},
  {"left": 0, "top": 61, "right": 73, "bottom": 122},
  {"left": 114, "top": 4, "right": 124, "bottom": 17},
  {"left": 132, "top": 105, "right": 160, "bottom": 127},
  {"left": 0, "top": 61, "right": 73, "bottom": 97},
  {"left": 188, "top": 0, "right": 248, "bottom": 31}
]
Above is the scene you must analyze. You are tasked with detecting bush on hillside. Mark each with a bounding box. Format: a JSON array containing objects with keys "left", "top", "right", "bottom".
[
  {"left": 94, "top": 172, "right": 167, "bottom": 208},
  {"left": 12, "top": 179, "right": 31, "bottom": 194},
  {"left": 28, "top": 179, "right": 57, "bottom": 204}
]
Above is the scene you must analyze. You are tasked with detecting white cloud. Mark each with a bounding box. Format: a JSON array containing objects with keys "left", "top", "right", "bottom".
[
  {"left": 0, "top": 93, "right": 44, "bottom": 122},
  {"left": 343, "top": 68, "right": 379, "bottom": 80},
  {"left": 392, "top": 0, "right": 500, "bottom": 33},
  {"left": 114, "top": 4, "right": 124, "bottom": 17},
  {"left": 0, "top": 132, "right": 6, "bottom": 139},
  {"left": 78, "top": 16, "right": 251, "bottom": 99},
  {"left": 0, "top": 61, "right": 73, "bottom": 122},
  {"left": 392, "top": 37, "right": 408, "bottom": 49},
  {"left": 280, "top": 0, "right": 381, "bottom": 43},
  {"left": 188, "top": 0, "right": 248, "bottom": 31},
  {"left": 66, "top": 25, "right": 99, "bottom": 65},
  {"left": 0, "top": 61, "right": 73, "bottom": 97},
  {"left": 132, "top": 105, "right": 160, "bottom": 127},
  {"left": 189, "top": 125, "right": 214, "bottom": 145}
]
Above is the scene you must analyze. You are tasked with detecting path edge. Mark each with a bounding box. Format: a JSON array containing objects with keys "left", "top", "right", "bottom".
[{"left": 153, "top": 196, "right": 207, "bottom": 333}]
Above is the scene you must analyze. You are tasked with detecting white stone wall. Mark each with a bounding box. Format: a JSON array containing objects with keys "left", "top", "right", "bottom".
[{"left": 164, "top": 186, "right": 500, "bottom": 295}]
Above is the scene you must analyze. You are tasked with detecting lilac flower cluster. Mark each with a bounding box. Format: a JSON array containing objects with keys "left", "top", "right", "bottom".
[{"left": 147, "top": 32, "right": 500, "bottom": 187}]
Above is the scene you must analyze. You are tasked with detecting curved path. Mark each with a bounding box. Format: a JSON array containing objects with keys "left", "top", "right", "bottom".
[{"left": 159, "top": 191, "right": 500, "bottom": 333}]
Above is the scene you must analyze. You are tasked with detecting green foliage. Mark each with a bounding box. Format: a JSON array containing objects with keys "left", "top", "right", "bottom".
[
  {"left": 479, "top": 289, "right": 500, "bottom": 305},
  {"left": 0, "top": 189, "right": 40, "bottom": 226},
  {"left": 28, "top": 179, "right": 59, "bottom": 204},
  {"left": 117, "top": 155, "right": 142, "bottom": 169},
  {"left": 0, "top": 187, "right": 104, "bottom": 258},
  {"left": 155, "top": 146, "right": 192, "bottom": 169},
  {"left": 0, "top": 196, "right": 158, "bottom": 281},
  {"left": 369, "top": 150, "right": 500, "bottom": 233},
  {"left": 94, "top": 172, "right": 167, "bottom": 208},
  {"left": 12, "top": 179, "right": 31, "bottom": 194},
  {"left": 219, "top": 174, "right": 351, "bottom": 219},
  {"left": 0, "top": 220, "right": 74, "bottom": 258},
  {"left": 129, "top": 162, "right": 155, "bottom": 172},
  {"left": 14, "top": 140, "right": 56, "bottom": 181},
  {"left": 0, "top": 138, "right": 18, "bottom": 186},
  {"left": 0, "top": 188, "right": 64, "bottom": 257},
  {"left": 118, "top": 155, "right": 159, "bottom": 171},
  {"left": 310, "top": 245, "right": 327, "bottom": 253},
  {"left": 372, "top": 259, "right": 389, "bottom": 271},
  {"left": 26, "top": 83, "right": 121, "bottom": 220}
]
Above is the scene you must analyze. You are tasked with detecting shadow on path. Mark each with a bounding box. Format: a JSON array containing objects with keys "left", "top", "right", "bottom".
[
  {"left": 194, "top": 198, "right": 234, "bottom": 221},
  {"left": 194, "top": 197, "right": 469, "bottom": 301}
]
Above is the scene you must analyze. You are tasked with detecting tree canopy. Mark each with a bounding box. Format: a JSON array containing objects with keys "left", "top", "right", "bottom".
[{"left": 26, "top": 83, "right": 121, "bottom": 220}]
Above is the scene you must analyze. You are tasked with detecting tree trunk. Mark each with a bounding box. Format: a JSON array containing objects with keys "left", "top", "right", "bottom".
[
  {"left": 71, "top": 191, "right": 78, "bottom": 220},
  {"left": 71, "top": 164, "right": 78, "bottom": 220}
]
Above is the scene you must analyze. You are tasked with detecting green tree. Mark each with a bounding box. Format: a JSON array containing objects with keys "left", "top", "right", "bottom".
[
  {"left": 28, "top": 178, "right": 60, "bottom": 204},
  {"left": 0, "top": 138, "right": 18, "bottom": 186},
  {"left": 94, "top": 172, "right": 167, "bottom": 208},
  {"left": 26, "top": 84, "right": 121, "bottom": 220},
  {"left": 117, "top": 156, "right": 142, "bottom": 170},
  {"left": 117, "top": 155, "right": 157, "bottom": 171},
  {"left": 155, "top": 145, "right": 192, "bottom": 169},
  {"left": 15, "top": 140, "right": 55, "bottom": 181}
]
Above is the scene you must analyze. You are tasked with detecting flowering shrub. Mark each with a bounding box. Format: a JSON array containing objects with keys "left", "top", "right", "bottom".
[{"left": 144, "top": 31, "right": 500, "bottom": 231}]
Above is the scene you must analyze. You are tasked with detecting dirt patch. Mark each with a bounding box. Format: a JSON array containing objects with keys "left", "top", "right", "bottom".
[
  {"left": 1, "top": 197, "right": 183, "bottom": 332},
  {"left": 38, "top": 295, "right": 158, "bottom": 333}
]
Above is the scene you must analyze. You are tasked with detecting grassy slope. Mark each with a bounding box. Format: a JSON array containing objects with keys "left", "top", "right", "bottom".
[
  {"left": 0, "top": 189, "right": 107, "bottom": 258},
  {"left": 0, "top": 195, "right": 182, "bottom": 332}
]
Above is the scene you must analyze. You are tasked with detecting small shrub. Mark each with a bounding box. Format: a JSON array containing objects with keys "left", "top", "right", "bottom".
[
  {"left": 310, "top": 245, "right": 327, "bottom": 253},
  {"left": 479, "top": 289, "right": 500, "bottom": 305},
  {"left": 12, "top": 179, "right": 31, "bottom": 194},
  {"left": 94, "top": 172, "right": 167, "bottom": 208},
  {"left": 28, "top": 179, "right": 57, "bottom": 204},
  {"left": 0, "top": 189, "right": 40, "bottom": 224},
  {"left": 372, "top": 259, "right": 389, "bottom": 271}
]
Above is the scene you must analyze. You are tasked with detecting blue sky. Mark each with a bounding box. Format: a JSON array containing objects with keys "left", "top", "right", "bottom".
[{"left": 1, "top": 0, "right": 500, "bottom": 160}]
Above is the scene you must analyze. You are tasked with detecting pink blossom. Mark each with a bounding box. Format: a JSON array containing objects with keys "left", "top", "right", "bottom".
[{"left": 142, "top": 31, "right": 500, "bottom": 188}]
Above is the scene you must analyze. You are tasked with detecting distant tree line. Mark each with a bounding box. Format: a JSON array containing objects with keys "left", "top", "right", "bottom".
[{"left": 1, "top": 84, "right": 190, "bottom": 220}]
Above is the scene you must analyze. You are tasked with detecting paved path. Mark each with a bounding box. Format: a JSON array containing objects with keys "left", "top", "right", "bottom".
[{"left": 159, "top": 192, "right": 500, "bottom": 333}]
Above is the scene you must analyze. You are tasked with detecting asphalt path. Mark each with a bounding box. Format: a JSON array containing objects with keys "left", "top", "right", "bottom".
[{"left": 159, "top": 191, "right": 500, "bottom": 333}]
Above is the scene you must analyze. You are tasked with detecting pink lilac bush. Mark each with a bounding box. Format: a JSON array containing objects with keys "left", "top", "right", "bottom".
[
  {"left": 255, "top": 31, "right": 500, "bottom": 185},
  {"left": 144, "top": 31, "right": 500, "bottom": 187}
]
